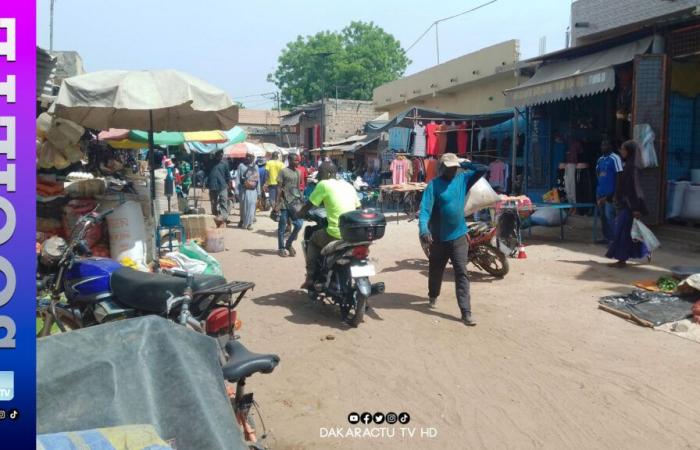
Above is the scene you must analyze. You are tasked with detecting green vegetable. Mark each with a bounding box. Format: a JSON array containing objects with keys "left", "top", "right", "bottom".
[{"left": 657, "top": 277, "right": 678, "bottom": 292}]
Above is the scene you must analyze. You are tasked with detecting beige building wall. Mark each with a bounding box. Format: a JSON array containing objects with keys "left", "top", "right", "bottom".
[
  {"left": 373, "top": 40, "right": 521, "bottom": 115},
  {"left": 379, "top": 74, "right": 517, "bottom": 117}
]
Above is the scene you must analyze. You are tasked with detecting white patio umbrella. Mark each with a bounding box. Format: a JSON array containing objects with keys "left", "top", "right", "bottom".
[{"left": 53, "top": 69, "right": 239, "bottom": 203}]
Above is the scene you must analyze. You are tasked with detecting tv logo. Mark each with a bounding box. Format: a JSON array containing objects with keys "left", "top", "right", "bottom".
[{"left": 0, "top": 372, "right": 14, "bottom": 401}]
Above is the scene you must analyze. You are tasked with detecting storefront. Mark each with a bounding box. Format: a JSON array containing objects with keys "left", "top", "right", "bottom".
[
  {"left": 665, "top": 24, "right": 700, "bottom": 224},
  {"left": 506, "top": 37, "right": 657, "bottom": 215}
]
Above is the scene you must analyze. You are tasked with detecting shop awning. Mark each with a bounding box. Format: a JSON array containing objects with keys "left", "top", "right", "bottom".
[
  {"left": 310, "top": 135, "right": 380, "bottom": 154},
  {"left": 280, "top": 112, "right": 302, "bottom": 127},
  {"left": 505, "top": 36, "right": 653, "bottom": 107}
]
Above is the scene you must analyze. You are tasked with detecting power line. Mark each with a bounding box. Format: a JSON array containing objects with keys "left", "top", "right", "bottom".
[
  {"left": 231, "top": 91, "right": 277, "bottom": 100},
  {"left": 405, "top": 0, "right": 500, "bottom": 54}
]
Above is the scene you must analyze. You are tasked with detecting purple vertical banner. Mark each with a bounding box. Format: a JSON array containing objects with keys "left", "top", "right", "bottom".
[{"left": 0, "top": 1, "right": 36, "bottom": 448}]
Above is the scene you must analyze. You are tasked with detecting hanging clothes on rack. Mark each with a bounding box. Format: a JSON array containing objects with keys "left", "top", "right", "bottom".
[
  {"left": 411, "top": 157, "right": 425, "bottom": 182},
  {"left": 445, "top": 122, "right": 458, "bottom": 154},
  {"left": 488, "top": 159, "right": 509, "bottom": 192},
  {"left": 413, "top": 122, "right": 427, "bottom": 157},
  {"left": 425, "top": 122, "right": 439, "bottom": 156},
  {"left": 424, "top": 158, "right": 438, "bottom": 183},
  {"left": 388, "top": 127, "right": 412, "bottom": 153},
  {"left": 437, "top": 122, "right": 448, "bottom": 156},
  {"left": 457, "top": 121, "right": 468, "bottom": 156},
  {"left": 390, "top": 155, "right": 410, "bottom": 185}
]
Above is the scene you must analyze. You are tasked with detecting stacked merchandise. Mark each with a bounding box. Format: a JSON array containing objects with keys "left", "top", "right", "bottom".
[{"left": 37, "top": 177, "right": 67, "bottom": 242}]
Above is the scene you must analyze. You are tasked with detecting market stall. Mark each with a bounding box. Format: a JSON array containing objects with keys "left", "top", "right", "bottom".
[{"left": 49, "top": 69, "right": 239, "bottom": 267}]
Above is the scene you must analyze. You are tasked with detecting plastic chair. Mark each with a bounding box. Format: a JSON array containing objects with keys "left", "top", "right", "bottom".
[{"left": 156, "top": 213, "right": 185, "bottom": 253}]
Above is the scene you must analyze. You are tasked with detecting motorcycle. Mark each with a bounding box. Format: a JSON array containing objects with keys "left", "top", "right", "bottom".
[
  {"left": 36, "top": 207, "right": 254, "bottom": 338},
  {"left": 302, "top": 208, "right": 386, "bottom": 327},
  {"left": 466, "top": 221, "right": 509, "bottom": 277},
  {"left": 420, "top": 221, "right": 509, "bottom": 278},
  {"left": 37, "top": 208, "right": 279, "bottom": 449}
]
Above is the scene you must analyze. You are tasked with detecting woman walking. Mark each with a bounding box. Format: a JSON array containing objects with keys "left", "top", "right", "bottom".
[
  {"left": 606, "top": 140, "right": 650, "bottom": 268},
  {"left": 237, "top": 152, "right": 259, "bottom": 230}
]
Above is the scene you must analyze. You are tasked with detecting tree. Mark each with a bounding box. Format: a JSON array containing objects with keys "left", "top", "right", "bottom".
[{"left": 268, "top": 22, "right": 410, "bottom": 108}]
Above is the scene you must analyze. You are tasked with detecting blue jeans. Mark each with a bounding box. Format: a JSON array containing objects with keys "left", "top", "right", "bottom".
[
  {"left": 278, "top": 208, "right": 303, "bottom": 250},
  {"left": 599, "top": 199, "right": 616, "bottom": 242},
  {"left": 268, "top": 185, "right": 278, "bottom": 206}
]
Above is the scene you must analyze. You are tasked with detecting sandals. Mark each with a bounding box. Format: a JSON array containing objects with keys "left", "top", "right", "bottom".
[{"left": 278, "top": 249, "right": 288, "bottom": 258}]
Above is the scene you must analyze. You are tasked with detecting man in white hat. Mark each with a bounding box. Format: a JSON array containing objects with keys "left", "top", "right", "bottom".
[{"left": 418, "top": 153, "right": 487, "bottom": 326}]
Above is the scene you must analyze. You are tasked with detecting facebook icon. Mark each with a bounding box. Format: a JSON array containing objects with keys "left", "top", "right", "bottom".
[{"left": 0, "top": 372, "right": 14, "bottom": 401}]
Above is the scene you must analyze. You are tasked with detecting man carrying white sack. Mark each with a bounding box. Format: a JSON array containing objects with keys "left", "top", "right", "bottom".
[{"left": 418, "top": 153, "right": 488, "bottom": 327}]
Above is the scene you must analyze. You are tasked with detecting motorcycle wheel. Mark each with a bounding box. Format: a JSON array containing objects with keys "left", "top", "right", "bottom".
[
  {"left": 474, "top": 245, "right": 509, "bottom": 278},
  {"left": 36, "top": 308, "right": 80, "bottom": 337},
  {"left": 345, "top": 290, "right": 367, "bottom": 328}
]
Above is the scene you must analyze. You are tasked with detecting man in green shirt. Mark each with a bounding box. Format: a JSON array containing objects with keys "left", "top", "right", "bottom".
[{"left": 299, "top": 165, "right": 360, "bottom": 289}]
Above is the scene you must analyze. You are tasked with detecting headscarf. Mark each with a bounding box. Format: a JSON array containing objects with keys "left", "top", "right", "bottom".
[{"left": 615, "top": 140, "right": 646, "bottom": 213}]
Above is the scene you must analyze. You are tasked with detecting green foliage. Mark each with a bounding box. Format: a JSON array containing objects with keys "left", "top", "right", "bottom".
[{"left": 268, "top": 21, "right": 410, "bottom": 108}]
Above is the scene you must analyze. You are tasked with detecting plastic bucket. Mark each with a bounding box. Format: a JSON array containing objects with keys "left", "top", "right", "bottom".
[{"left": 205, "top": 228, "right": 225, "bottom": 253}]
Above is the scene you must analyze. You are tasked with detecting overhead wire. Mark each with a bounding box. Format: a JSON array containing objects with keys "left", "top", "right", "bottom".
[{"left": 404, "top": 0, "right": 500, "bottom": 54}]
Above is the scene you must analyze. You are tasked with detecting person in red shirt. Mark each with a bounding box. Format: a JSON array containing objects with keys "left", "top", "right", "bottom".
[{"left": 296, "top": 163, "right": 308, "bottom": 197}]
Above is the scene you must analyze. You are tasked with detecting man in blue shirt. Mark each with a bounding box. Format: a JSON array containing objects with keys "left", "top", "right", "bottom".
[
  {"left": 418, "top": 153, "right": 487, "bottom": 327},
  {"left": 595, "top": 141, "right": 623, "bottom": 244}
]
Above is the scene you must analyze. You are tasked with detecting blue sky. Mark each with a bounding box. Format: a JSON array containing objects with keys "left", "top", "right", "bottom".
[{"left": 37, "top": 0, "right": 573, "bottom": 108}]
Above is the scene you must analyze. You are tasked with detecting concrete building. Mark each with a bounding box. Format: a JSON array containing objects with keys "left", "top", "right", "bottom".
[
  {"left": 280, "top": 99, "right": 377, "bottom": 150},
  {"left": 506, "top": 0, "right": 700, "bottom": 225},
  {"left": 236, "top": 109, "right": 288, "bottom": 145},
  {"left": 571, "top": 0, "right": 700, "bottom": 46},
  {"left": 372, "top": 40, "right": 521, "bottom": 117}
]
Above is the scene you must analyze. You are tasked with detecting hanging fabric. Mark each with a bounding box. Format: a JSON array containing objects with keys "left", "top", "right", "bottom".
[{"left": 413, "top": 123, "right": 427, "bottom": 157}]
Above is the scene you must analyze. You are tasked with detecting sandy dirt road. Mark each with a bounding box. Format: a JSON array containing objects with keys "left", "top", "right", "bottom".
[{"left": 213, "top": 210, "right": 700, "bottom": 450}]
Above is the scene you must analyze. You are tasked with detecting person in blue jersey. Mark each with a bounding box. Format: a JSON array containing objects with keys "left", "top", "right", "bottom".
[
  {"left": 418, "top": 153, "right": 488, "bottom": 327},
  {"left": 595, "top": 141, "right": 623, "bottom": 244}
]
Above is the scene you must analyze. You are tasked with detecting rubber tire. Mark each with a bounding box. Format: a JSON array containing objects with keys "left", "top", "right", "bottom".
[
  {"left": 37, "top": 308, "right": 80, "bottom": 337},
  {"left": 476, "top": 245, "right": 510, "bottom": 278},
  {"left": 346, "top": 291, "right": 367, "bottom": 328}
]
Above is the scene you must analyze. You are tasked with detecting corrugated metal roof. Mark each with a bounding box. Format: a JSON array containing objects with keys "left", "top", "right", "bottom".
[{"left": 37, "top": 47, "right": 57, "bottom": 99}]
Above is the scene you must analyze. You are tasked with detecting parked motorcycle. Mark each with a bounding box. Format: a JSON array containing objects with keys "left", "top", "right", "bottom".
[
  {"left": 37, "top": 207, "right": 279, "bottom": 449},
  {"left": 302, "top": 208, "right": 386, "bottom": 327},
  {"left": 36, "top": 208, "right": 254, "bottom": 337},
  {"left": 421, "top": 221, "right": 509, "bottom": 278},
  {"left": 466, "top": 221, "right": 509, "bottom": 277}
]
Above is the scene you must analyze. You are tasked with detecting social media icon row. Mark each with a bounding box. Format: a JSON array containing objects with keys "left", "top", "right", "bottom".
[
  {"left": 0, "top": 409, "right": 19, "bottom": 420},
  {"left": 348, "top": 411, "right": 410, "bottom": 425}
]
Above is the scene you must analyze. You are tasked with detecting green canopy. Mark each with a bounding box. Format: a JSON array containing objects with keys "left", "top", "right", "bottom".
[{"left": 130, "top": 130, "right": 185, "bottom": 146}]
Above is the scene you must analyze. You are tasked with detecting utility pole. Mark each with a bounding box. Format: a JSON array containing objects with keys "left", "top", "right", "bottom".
[
  {"left": 49, "top": 0, "right": 55, "bottom": 51},
  {"left": 435, "top": 22, "right": 440, "bottom": 64},
  {"left": 275, "top": 91, "right": 282, "bottom": 146}
]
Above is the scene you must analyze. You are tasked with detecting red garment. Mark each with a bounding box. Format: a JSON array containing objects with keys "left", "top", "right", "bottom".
[
  {"left": 457, "top": 122, "right": 468, "bottom": 156},
  {"left": 296, "top": 166, "right": 308, "bottom": 191},
  {"left": 437, "top": 124, "right": 448, "bottom": 156},
  {"left": 411, "top": 158, "right": 423, "bottom": 182},
  {"left": 424, "top": 158, "right": 438, "bottom": 183},
  {"left": 425, "top": 123, "right": 439, "bottom": 156}
]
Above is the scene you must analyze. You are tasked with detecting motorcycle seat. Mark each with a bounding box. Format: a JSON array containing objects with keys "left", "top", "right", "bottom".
[
  {"left": 320, "top": 240, "right": 371, "bottom": 257},
  {"left": 111, "top": 267, "right": 226, "bottom": 313},
  {"left": 222, "top": 339, "right": 280, "bottom": 382}
]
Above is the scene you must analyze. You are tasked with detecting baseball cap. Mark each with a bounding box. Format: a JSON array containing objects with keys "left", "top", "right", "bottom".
[{"left": 439, "top": 153, "right": 462, "bottom": 168}]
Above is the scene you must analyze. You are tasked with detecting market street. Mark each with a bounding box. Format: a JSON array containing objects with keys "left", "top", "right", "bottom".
[{"left": 215, "top": 212, "right": 700, "bottom": 450}]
